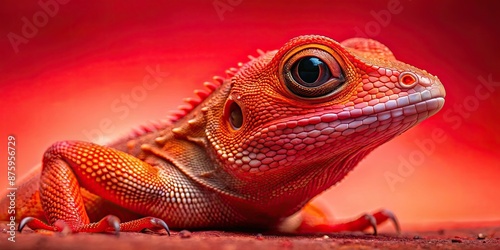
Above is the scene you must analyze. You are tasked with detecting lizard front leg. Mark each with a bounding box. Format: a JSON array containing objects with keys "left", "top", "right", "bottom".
[{"left": 19, "top": 141, "right": 170, "bottom": 235}]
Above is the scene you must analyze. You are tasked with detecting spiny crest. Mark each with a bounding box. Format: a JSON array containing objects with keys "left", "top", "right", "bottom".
[
  {"left": 166, "top": 48, "right": 268, "bottom": 123},
  {"left": 124, "top": 49, "right": 269, "bottom": 139},
  {"left": 166, "top": 75, "right": 225, "bottom": 123}
]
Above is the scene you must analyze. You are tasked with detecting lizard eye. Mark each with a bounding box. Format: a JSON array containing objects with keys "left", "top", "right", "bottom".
[
  {"left": 292, "top": 57, "right": 331, "bottom": 86},
  {"left": 283, "top": 48, "right": 345, "bottom": 98}
]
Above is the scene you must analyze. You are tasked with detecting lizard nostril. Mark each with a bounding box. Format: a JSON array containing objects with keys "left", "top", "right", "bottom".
[{"left": 398, "top": 72, "right": 419, "bottom": 88}]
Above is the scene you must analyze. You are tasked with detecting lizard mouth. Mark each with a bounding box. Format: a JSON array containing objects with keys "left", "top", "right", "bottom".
[
  {"left": 339, "top": 89, "right": 446, "bottom": 123},
  {"left": 264, "top": 88, "right": 445, "bottom": 133},
  {"left": 231, "top": 88, "right": 445, "bottom": 174}
]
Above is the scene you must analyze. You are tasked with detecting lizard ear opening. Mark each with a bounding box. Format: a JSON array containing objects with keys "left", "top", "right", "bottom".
[
  {"left": 281, "top": 47, "right": 345, "bottom": 98},
  {"left": 224, "top": 99, "right": 243, "bottom": 130}
]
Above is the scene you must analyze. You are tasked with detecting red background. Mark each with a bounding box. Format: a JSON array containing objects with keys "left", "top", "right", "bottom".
[{"left": 1, "top": 0, "right": 499, "bottom": 230}]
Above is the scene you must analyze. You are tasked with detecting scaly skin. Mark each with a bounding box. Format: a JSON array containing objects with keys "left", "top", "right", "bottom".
[{"left": 0, "top": 35, "right": 445, "bottom": 234}]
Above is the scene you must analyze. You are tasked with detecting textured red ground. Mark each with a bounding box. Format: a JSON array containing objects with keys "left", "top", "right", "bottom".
[
  {"left": 0, "top": 0, "right": 499, "bottom": 248},
  {"left": 1, "top": 222, "right": 499, "bottom": 250}
]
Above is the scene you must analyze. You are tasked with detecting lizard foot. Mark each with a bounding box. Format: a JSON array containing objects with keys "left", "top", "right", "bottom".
[
  {"left": 119, "top": 217, "right": 170, "bottom": 235},
  {"left": 19, "top": 215, "right": 170, "bottom": 235},
  {"left": 325, "top": 209, "right": 400, "bottom": 235},
  {"left": 291, "top": 204, "right": 400, "bottom": 235}
]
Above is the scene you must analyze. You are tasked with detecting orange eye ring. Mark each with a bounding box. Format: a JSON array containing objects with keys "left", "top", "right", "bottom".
[{"left": 280, "top": 45, "right": 347, "bottom": 99}]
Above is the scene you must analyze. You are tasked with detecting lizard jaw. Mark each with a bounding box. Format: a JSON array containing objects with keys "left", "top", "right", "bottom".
[
  {"left": 261, "top": 87, "right": 446, "bottom": 138},
  {"left": 228, "top": 88, "right": 445, "bottom": 174}
]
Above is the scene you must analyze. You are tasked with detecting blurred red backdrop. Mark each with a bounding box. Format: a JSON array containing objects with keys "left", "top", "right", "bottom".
[{"left": 0, "top": 0, "right": 499, "bottom": 230}]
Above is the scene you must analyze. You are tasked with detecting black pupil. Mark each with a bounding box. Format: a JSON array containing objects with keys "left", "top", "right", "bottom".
[
  {"left": 297, "top": 57, "right": 323, "bottom": 83},
  {"left": 229, "top": 101, "right": 243, "bottom": 129}
]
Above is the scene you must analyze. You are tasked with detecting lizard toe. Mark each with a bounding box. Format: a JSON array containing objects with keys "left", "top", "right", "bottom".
[
  {"left": 149, "top": 217, "right": 171, "bottom": 236},
  {"left": 364, "top": 213, "right": 378, "bottom": 236},
  {"left": 19, "top": 217, "right": 57, "bottom": 232},
  {"left": 373, "top": 209, "right": 401, "bottom": 234},
  {"left": 118, "top": 216, "right": 171, "bottom": 235},
  {"left": 106, "top": 215, "right": 121, "bottom": 236}
]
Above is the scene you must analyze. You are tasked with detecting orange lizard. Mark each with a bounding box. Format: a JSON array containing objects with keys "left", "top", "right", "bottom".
[{"left": 0, "top": 35, "right": 445, "bottom": 235}]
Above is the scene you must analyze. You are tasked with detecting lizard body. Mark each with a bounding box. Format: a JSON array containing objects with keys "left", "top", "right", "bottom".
[{"left": 0, "top": 35, "right": 445, "bottom": 233}]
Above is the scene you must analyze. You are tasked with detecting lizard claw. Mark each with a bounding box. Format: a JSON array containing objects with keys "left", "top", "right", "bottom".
[
  {"left": 293, "top": 206, "right": 401, "bottom": 235},
  {"left": 361, "top": 209, "right": 402, "bottom": 235},
  {"left": 72, "top": 215, "right": 122, "bottom": 235},
  {"left": 18, "top": 215, "right": 169, "bottom": 235},
  {"left": 18, "top": 217, "right": 33, "bottom": 232},
  {"left": 106, "top": 215, "right": 121, "bottom": 236},
  {"left": 19, "top": 217, "right": 57, "bottom": 232},
  {"left": 375, "top": 209, "right": 401, "bottom": 234},
  {"left": 149, "top": 217, "right": 171, "bottom": 236},
  {"left": 118, "top": 216, "right": 170, "bottom": 235},
  {"left": 54, "top": 220, "right": 71, "bottom": 235},
  {"left": 364, "top": 214, "right": 378, "bottom": 236}
]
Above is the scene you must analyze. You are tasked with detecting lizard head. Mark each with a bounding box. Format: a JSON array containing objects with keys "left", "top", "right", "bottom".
[{"left": 202, "top": 35, "right": 445, "bottom": 196}]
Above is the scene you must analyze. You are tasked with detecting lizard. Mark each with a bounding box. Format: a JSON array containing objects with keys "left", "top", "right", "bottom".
[{"left": 0, "top": 35, "right": 445, "bottom": 235}]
